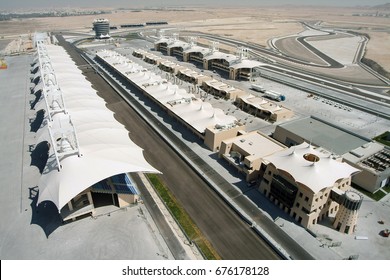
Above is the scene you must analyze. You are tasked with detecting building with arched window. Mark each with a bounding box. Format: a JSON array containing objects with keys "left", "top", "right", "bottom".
[{"left": 259, "top": 142, "right": 361, "bottom": 232}]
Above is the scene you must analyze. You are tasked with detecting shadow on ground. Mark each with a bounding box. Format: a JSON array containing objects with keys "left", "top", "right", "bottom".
[
  {"left": 30, "top": 141, "right": 49, "bottom": 174},
  {"left": 30, "top": 109, "right": 45, "bottom": 132},
  {"left": 29, "top": 186, "right": 62, "bottom": 238}
]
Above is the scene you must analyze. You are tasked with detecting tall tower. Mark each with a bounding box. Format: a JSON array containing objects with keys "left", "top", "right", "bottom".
[
  {"left": 333, "top": 191, "right": 363, "bottom": 234},
  {"left": 93, "top": 19, "right": 110, "bottom": 39}
]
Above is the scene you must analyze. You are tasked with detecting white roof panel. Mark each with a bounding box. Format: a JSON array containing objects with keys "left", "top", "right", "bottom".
[
  {"left": 264, "top": 142, "right": 360, "bottom": 193},
  {"left": 35, "top": 44, "right": 159, "bottom": 211}
]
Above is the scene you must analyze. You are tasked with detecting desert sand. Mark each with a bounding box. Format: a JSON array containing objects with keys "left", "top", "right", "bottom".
[{"left": 0, "top": 6, "right": 389, "bottom": 72}]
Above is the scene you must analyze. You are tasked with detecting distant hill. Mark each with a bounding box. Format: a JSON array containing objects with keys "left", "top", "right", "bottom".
[{"left": 370, "top": 3, "right": 390, "bottom": 10}]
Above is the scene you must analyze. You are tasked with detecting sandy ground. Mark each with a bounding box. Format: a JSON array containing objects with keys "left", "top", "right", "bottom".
[{"left": 0, "top": 6, "right": 388, "bottom": 71}]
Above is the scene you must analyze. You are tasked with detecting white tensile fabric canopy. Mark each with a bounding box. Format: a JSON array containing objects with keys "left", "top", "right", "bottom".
[
  {"left": 264, "top": 142, "right": 361, "bottom": 193},
  {"left": 35, "top": 43, "right": 159, "bottom": 212},
  {"left": 96, "top": 49, "right": 238, "bottom": 134}
]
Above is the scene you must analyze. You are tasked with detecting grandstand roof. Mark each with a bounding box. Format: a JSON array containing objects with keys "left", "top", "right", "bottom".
[{"left": 34, "top": 43, "right": 159, "bottom": 211}]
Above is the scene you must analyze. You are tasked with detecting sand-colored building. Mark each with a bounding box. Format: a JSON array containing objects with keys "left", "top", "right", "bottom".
[
  {"left": 183, "top": 45, "right": 210, "bottom": 66},
  {"left": 343, "top": 142, "right": 390, "bottom": 193},
  {"left": 201, "top": 79, "right": 247, "bottom": 101},
  {"left": 237, "top": 94, "right": 294, "bottom": 122},
  {"left": 332, "top": 190, "right": 363, "bottom": 234},
  {"left": 132, "top": 49, "right": 148, "bottom": 59},
  {"left": 154, "top": 37, "right": 171, "bottom": 53},
  {"left": 176, "top": 68, "right": 212, "bottom": 85},
  {"left": 158, "top": 60, "right": 187, "bottom": 74},
  {"left": 259, "top": 142, "right": 361, "bottom": 232},
  {"left": 219, "top": 131, "right": 286, "bottom": 181},
  {"left": 156, "top": 38, "right": 265, "bottom": 81},
  {"left": 166, "top": 40, "right": 190, "bottom": 58}
]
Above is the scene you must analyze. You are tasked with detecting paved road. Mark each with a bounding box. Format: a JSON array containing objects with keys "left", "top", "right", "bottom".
[
  {"left": 180, "top": 30, "right": 389, "bottom": 86},
  {"left": 56, "top": 35, "right": 283, "bottom": 260}
]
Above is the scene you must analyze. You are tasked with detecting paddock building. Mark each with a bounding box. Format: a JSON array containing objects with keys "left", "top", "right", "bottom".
[
  {"left": 237, "top": 94, "right": 294, "bottom": 122},
  {"left": 219, "top": 131, "right": 286, "bottom": 181},
  {"left": 96, "top": 49, "right": 245, "bottom": 151},
  {"left": 132, "top": 49, "right": 293, "bottom": 122},
  {"left": 155, "top": 37, "right": 264, "bottom": 81}
]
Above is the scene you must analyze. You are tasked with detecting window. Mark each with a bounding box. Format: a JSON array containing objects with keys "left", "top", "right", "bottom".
[
  {"left": 304, "top": 196, "right": 309, "bottom": 202},
  {"left": 295, "top": 202, "right": 300, "bottom": 208},
  {"left": 301, "top": 206, "right": 310, "bottom": 214},
  {"left": 263, "top": 178, "right": 269, "bottom": 185},
  {"left": 299, "top": 192, "right": 303, "bottom": 198}
]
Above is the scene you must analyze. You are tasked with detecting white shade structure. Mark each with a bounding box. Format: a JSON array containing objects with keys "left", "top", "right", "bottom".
[
  {"left": 34, "top": 42, "right": 159, "bottom": 212},
  {"left": 264, "top": 142, "right": 361, "bottom": 193},
  {"left": 96, "top": 49, "right": 238, "bottom": 135}
]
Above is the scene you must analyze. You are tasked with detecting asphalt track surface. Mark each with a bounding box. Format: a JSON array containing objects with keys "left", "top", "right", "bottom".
[
  {"left": 55, "top": 35, "right": 284, "bottom": 260},
  {"left": 181, "top": 31, "right": 388, "bottom": 85}
]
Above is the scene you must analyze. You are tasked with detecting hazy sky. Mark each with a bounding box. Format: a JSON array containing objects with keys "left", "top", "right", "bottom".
[{"left": 0, "top": 0, "right": 388, "bottom": 10}]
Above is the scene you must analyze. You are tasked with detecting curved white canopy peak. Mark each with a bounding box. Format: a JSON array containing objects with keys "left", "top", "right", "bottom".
[{"left": 35, "top": 41, "right": 160, "bottom": 212}]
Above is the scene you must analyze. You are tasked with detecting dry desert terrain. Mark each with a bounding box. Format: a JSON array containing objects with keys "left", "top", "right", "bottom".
[{"left": 1, "top": 6, "right": 389, "bottom": 73}]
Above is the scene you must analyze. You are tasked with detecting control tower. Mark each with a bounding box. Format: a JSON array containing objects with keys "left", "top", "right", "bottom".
[
  {"left": 93, "top": 19, "right": 110, "bottom": 39},
  {"left": 333, "top": 191, "right": 363, "bottom": 234}
]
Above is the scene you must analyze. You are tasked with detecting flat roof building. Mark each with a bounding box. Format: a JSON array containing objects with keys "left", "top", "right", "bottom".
[
  {"left": 343, "top": 142, "right": 390, "bottom": 193},
  {"left": 273, "top": 116, "right": 390, "bottom": 192},
  {"left": 237, "top": 94, "right": 294, "bottom": 122},
  {"left": 219, "top": 131, "right": 286, "bottom": 181},
  {"left": 176, "top": 68, "right": 212, "bottom": 86},
  {"left": 273, "top": 116, "right": 369, "bottom": 155},
  {"left": 201, "top": 79, "right": 247, "bottom": 100}
]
